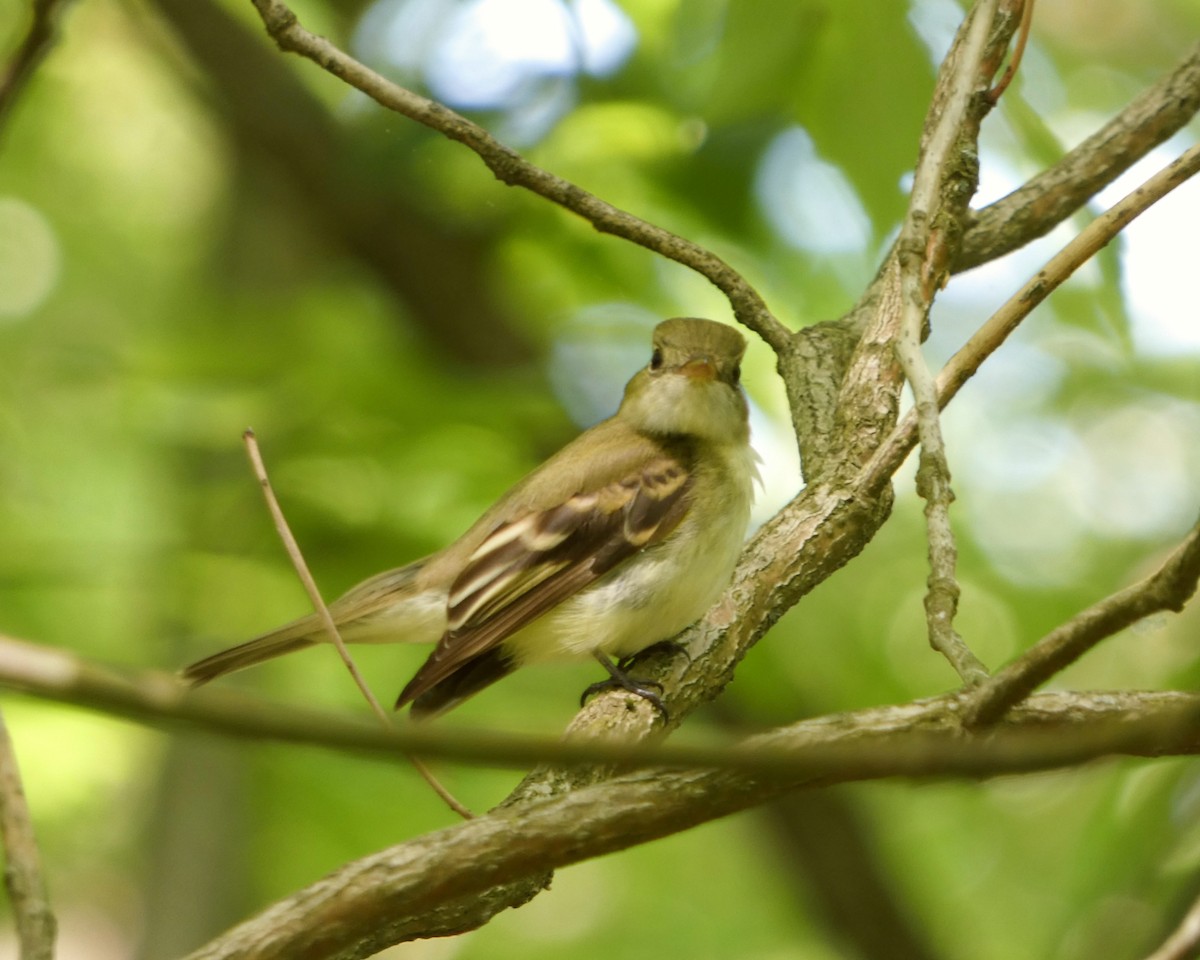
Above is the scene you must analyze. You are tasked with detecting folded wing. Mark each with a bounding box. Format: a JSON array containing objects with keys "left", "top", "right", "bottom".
[{"left": 395, "top": 457, "right": 692, "bottom": 712}]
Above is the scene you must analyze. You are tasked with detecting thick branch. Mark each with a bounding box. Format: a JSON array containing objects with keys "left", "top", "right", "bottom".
[
  {"left": 0, "top": 631, "right": 1019, "bottom": 778},
  {"left": 831, "top": 40, "right": 1200, "bottom": 483},
  {"left": 182, "top": 690, "right": 1200, "bottom": 960},
  {"left": 0, "top": 633, "right": 875, "bottom": 775},
  {"left": 957, "top": 41, "right": 1200, "bottom": 271},
  {"left": 963, "top": 517, "right": 1200, "bottom": 727}
]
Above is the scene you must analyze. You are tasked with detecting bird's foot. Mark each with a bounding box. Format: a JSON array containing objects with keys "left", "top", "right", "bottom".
[{"left": 581, "top": 652, "right": 669, "bottom": 719}]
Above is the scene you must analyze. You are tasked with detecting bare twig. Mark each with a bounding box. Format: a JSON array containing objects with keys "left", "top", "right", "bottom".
[
  {"left": 180, "top": 691, "right": 1200, "bottom": 960},
  {"left": 0, "top": 0, "right": 75, "bottom": 137},
  {"left": 1143, "top": 888, "right": 1200, "bottom": 960},
  {"left": 864, "top": 141, "right": 1200, "bottom": 495},
  {"left": 840, "top": 39, "right": 1200, "bottom": 475},
  {"left": 0, "top": 709, "right": 56, "bottom": 960},
  {"left": 891, "top": 0, "right": 998, "bottom": 682},
  {"left": 242, "top": 430, "right": 472, "bottom": 819},
  {"left": 242, "top": 430, "right": 388, "bottom": 723},
  {"left": 958, "top": 41, "right": 1200, "bottom": 271},
  {"left": 963, "top": 517, "right": 1200, "bottom": 727},
  {"left": 244, "top": 0, "right": 792, "bottom": 355},
  {"left": 985, "top": 0, "right": 1034, "bottom": 104},
  {"left": 6, "top": 632, "right": 1198, "bottom": 784}
]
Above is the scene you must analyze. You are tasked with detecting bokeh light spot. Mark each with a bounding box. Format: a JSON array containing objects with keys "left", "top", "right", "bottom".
[{"left": 0, "top": 196, "right": 60, "bottom": 320}]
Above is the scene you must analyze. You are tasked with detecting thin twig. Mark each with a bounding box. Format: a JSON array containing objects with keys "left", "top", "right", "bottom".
[
  {"left": 963, "top": 517, "right": 1200, "bottom": 727},
  {"left": 0, "top": 0, "right": 75, "bottom": 138},
  {"left": 895, "top": 341, "right": 988, "bottom": 681},
  {"left": 243, "top": 0, "right": 792, "bottom": 355},
  {"left": 6, "top": 632, "right": 1197, "bottom": 779},
  {"left": 243, "top": 431, "right": 389, "bottom": 722},
  {"left": 985, "top": 0, "right": 1034, "bottom": 104},
  {"left": 0, "top": 709, "right": 56, "bottom": 960},
  {"left": 891, "top": 0, "right": 997, "bottom": 683},
  {"left": 1143, "top": 888, "right": 1200, "bottom": 960},
  {"left": 241, "top": 430, "right": 472, "bottom": 818},
  {"left": 863, "top": 141, "right": 1200, "bottom": 495}
]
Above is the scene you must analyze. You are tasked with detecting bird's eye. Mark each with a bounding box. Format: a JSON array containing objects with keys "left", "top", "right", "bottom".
[
  {"left": 650, "top": 348, "right": 664, "bottom": 370},
  {"left": 731, "top": 365, "right": 741, "bottom": 384}
]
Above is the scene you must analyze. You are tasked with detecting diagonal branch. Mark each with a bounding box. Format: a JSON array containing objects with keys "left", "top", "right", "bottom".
[
  {"left": 963, "top": 517, "right": 1200, "bottom": 727},
  {"left": 824, "top": 0, "right": 1020, "bottom": 479},
  {"left": 51, "top": 3, "right": 1190, "bottom": 955},
  {"left": 496, "top": 0, "right": 1022, "bottom": 917},
  {"left": 957, "top": 41, "right": 1200, "bottom": 271},
  {"left": 242, "top": 430, "right": 472, "bottom": 817},
  {"left": 245, "top": 0, "right": 792, "bottom": 355},
  {"left": 0, "top": 633, "right": 913, "bottom": 775},
  {"left": 863, "top": 141, "right": 1200, "bottom": 495}
]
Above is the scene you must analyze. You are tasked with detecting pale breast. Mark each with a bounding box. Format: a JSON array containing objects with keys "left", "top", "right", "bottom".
[{"left": 502, "top": 439, "right": 756, "bottom": 665}]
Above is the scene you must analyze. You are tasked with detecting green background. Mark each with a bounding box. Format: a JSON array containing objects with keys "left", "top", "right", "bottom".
[{"left": 1, "top": 0, "right": 1199, "bottom": 957}]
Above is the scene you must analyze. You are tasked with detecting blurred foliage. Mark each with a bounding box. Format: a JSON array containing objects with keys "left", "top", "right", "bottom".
[{"left": 1, "top": 0, "right": 1199, "bottom": 958}]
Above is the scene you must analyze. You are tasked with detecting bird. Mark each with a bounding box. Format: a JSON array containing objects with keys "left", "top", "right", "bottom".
[{"left": 182, "top": 317, "right": 758, "bottom": 719}]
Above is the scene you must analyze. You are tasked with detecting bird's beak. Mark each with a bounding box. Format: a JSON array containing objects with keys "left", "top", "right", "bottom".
[{"left": 679, "top": 356, "right": 717, "bottom": 381}]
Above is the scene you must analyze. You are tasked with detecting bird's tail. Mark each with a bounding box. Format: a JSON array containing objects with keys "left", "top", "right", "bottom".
[
  {"left": 181, "top": 560, "right": 435, "bottom": 686},
  {"left": 181, "top": 617, "right": 319, "bottom": 686}
]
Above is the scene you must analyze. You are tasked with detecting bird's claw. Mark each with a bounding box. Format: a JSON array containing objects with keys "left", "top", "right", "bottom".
[
  {"left": 580, "top": 677, "right": 668, "bottom": 718},
  {"left": 583, "top": 648, "right": 684, "bottom": 719}
]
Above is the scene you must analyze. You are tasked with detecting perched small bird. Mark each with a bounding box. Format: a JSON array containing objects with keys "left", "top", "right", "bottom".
[{"left": 183, "top": 317, "right": 757, "bottom": 718}]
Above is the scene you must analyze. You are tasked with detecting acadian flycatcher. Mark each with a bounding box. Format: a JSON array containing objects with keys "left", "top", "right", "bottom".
[{"left": 183, "top": 317, "right": 757, "bottom": 718}]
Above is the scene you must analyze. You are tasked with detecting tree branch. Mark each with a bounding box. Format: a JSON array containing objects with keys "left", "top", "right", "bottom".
[
  {"left": 242, "top": 430, "right": 472, "bottom": 817},
  {"left": 491, "top": 0, "right": 1020, "bottom": 825},
  {"left": 984, "top": 0, "right": 1034, "bottom": 105},
  {"left": 0, "top": 632, "right": 925, "bottom": 775},
  {"left": 830, "top": 0, "right": 1019, "bottom": 473},
  {"left": 181, "top": 690, "right": 1200, "bottom": 960},
  {"left": 963, "top": 516, "right": 1200, "bottom": 727},
  {"left": 13, "top": 3, "right": 1187, "bottom": 955},
  {"left": 148, "top": 0, "right": 536, "bottom": 367},
  {"left": 244, "top": 0, "right": 792, "bottom": 355},
  {"left": 957, "top": 41, "right": 1200, "bottom": 271},
  {"left": 0, "top": 630, "right": 1076, "bottom": 781},
  {"left": 863, "top": 140, "right": 1200, "bottom": 495},
  {"left": 892, "top": 0, "right": 1002, "bottom": 682},
  {"left": 0, "top": 708, "right": 56, "bottom": 960}
]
